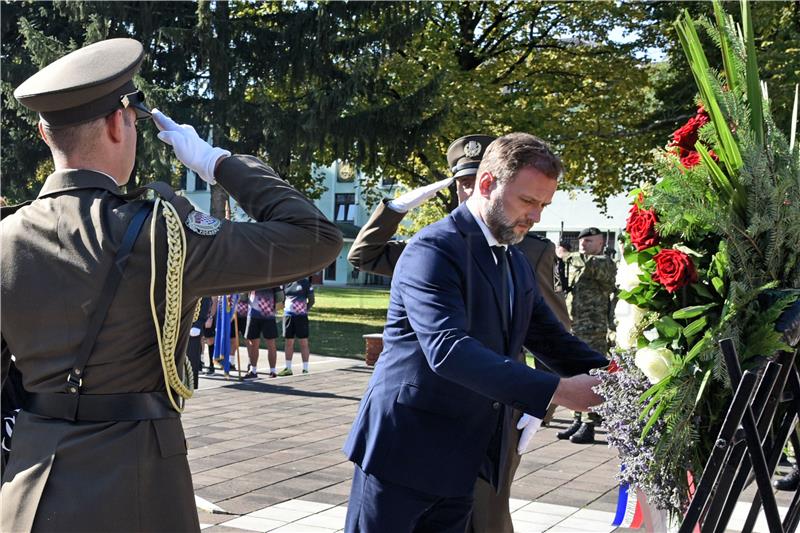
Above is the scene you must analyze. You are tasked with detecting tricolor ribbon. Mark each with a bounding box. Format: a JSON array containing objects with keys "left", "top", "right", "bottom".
[{"left": 612, "top": 467, "right": 643, "bottom": 528}]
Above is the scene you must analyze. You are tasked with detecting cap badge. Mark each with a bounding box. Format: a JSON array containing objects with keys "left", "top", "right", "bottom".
[
  {"left": 464, "top": 141, "right": 482, "bottom": 158},
  {"left": 185, "top": 210, "right": 221, "bottom": 236}
]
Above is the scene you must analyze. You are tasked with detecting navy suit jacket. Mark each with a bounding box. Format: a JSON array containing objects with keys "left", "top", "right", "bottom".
[{"left": 343, "top": 203, "right": 607, "bottom": 497}]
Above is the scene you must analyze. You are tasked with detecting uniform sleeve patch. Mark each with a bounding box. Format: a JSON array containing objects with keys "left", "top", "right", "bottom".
[{"left": 185, "top": 211, "right": 221, "bottom": 236}]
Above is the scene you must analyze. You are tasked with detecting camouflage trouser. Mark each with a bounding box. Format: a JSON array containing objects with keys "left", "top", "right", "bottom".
[
  {"left": 576, "top": 330, "right": 610, "bottom": 357},
  {"left": 572, "top": 329, "right": 609, "bottom": 423}
]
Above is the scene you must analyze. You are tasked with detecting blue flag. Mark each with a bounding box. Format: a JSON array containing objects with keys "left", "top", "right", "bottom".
[{"left": 213, "top": 294, "right": 239, "bottom": 373}]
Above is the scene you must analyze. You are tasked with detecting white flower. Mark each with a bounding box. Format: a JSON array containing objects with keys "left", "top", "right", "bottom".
[
  {"left": 634, "top": 347, "right": 676, "bottom": 384},
  {"left": 643, "top": 328, "right": 659, "bottom": 341},
  {"left": 617, "top": 258, "right": 644, "bottom": 292},
  {"left": 615, "top": 300, "right": 645, "bottom": 350}
]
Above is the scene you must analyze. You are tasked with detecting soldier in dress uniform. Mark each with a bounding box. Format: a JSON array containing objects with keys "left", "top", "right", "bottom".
[
  {"left": 558, "top": 226, "right": 617, "bottom": 444},
  {"left": 347, "top": 134, "right": 570, "bottom": 533},
  {"left": 0, "top": 38, "right": 342, "bottom": 532}
]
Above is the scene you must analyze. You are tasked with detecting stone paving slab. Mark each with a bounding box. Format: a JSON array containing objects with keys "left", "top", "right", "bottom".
[{"left": 186, "top": 352, "right": 794, "bottom": 532}]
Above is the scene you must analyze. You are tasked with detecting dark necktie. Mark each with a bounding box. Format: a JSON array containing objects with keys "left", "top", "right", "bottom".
[{"left": 491, "top": 246, "right": 511, "bottom": 330}]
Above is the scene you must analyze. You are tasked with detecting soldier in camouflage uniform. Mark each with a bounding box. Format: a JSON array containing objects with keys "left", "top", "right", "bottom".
[{"left": 560, "top": 227, "right": 617, "bottom": 444}]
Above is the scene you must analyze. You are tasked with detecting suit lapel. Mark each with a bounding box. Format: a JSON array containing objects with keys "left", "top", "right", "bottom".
[{"left": 451, "top": 205, "right": 510, "bottom": 340}]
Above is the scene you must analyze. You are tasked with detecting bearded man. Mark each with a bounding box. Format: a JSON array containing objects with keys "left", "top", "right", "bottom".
[{"left": 343, "top": 133, "right": 607, "bottom": 533}]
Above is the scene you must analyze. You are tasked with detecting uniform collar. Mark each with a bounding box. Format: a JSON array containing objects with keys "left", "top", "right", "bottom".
[{"left": 38, "top": 168, "right": 122, "bottom": 199}]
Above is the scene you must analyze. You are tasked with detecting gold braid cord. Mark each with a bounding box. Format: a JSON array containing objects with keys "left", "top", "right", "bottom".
[{"left": 149, "top": 198, "right": 193, "bottom": 412}]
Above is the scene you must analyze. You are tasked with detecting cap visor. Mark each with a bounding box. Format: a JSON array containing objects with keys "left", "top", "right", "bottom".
[{"left": 132, "top": 101, "right": 151, "bottom": 120}]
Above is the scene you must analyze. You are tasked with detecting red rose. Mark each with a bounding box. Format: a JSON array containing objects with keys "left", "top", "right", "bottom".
[
  {"left": 626, "top": 204, "right": 659, "bottom": 251},
  {"left": 680, "top": 150, "right": 701, "bottom": 169},
  {"left": 671, "top": 107, "right": 710, "bottom": 151},
  {"left": 652, "top": 249, "right": 699, "bottom": 293}
]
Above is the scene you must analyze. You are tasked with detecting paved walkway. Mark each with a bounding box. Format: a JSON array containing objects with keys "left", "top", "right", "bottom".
[{"left": 185, "top": 352, "right": 794, "bottom": 532}]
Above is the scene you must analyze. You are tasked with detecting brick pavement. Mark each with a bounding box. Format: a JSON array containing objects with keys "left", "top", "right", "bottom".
[{"left": 185, "top": 353, "right": 794, "bottom": 532}]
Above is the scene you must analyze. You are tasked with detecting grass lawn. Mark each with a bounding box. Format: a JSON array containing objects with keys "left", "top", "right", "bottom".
[
  {"left": 251, "top": 287, "right": 539, "bottom": 363},
  {"left": 265, "top": 286, "right": 390, "bottom": 360}
]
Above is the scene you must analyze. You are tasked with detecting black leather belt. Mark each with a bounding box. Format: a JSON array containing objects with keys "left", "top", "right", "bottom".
[{"left": 26, "top": 392, "right": 179, "bottom": 422}]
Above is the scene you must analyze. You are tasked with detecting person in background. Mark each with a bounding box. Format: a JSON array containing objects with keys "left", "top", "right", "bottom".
[
  {"left": 244, "top": 287, "right": 283, "bottom": 379},
  {"left": 278, "top": 277, "right": 315, "bottom": 376}
]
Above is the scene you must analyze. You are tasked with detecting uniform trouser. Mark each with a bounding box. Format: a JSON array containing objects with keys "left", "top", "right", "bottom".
[
  {"left": 187, "top": 335, "right": 202, "bottom": 388},
  {"left": 467, "top": 408, "right": 523, "bottom": 533}
]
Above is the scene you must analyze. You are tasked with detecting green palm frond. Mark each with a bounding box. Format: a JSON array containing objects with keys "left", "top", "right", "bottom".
[
  {"left": 674, "top": 12, "right": 743, "bottom": 175},
  {"left": 713, "top": 0, "right": 740, "bottom": 95},
  {"left": 791, "top": 84, "right": 798, "bottom": 151},
  {"left": 740, "top": 0, "right": 764, "bottom": 146}
]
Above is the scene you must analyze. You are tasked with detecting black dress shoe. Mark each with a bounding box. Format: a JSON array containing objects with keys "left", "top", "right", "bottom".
[
  {"left": 557, "top": 419, "right": 582, "bottom": 440},
  {"left": 570, "top": 422, "right": 595, "bottom": 444},
  {"left": 204, "top": 366, "right": 215, "bottom": 375},
  {"left": 774, "top": 465, "right": 799, "bottom": 491}
]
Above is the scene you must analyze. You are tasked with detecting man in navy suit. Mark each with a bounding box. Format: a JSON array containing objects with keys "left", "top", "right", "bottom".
[{"left": 343, "top": 132, "right": 608, "bottom": 533}]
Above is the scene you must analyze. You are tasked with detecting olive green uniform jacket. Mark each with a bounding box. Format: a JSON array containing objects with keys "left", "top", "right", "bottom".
[
  {"left": 0, "top": 155, "right": 343, "bottom": 532},
  {"left": 347, "top": 199, "right": 569, "bottom": 533}
]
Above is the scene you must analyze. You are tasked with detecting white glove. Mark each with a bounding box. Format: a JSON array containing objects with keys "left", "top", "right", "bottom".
[
  {"left": 516, "top": 413, "right": 543, "bottom": 454},
  {"left": 388, "top": 177, "right": 454, "bottom": 213},
  {"left": 151, "top": 109, "right": 231, "bottom": 185},
  {"left": 189, "top": 327, "right": 201, "bottom": 337}
]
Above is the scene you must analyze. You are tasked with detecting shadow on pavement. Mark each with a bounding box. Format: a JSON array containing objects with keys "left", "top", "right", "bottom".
[{"left": 227, "top": 380, "right": 364, "bottom": 402}]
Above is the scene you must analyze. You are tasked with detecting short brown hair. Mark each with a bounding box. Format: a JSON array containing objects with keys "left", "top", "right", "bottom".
[
  {"left": 476, "top": 132, "right": 563, "bottom": 185},
  {"left": 41, "top": 116, "right": 105, "bottom": 156}
]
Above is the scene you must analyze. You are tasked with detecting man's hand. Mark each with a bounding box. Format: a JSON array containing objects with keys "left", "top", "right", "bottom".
[
  {"left": 516, "top": 413, "right": 542, "bottom": 454},
  {"left": 388, "top": 177, "right": 454, "bottom": 213},
  {"left": 151, "top": 109, "right": 231, "bottom": 185},
  {"left": 550, "top": 374, "right": 603, "bottom": 412}
]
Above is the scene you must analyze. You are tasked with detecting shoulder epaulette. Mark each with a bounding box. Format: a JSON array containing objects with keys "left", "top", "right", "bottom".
[
  {"left": 125, "top": 182, "right": 219, "bottom": 236},
  {"left": 525, "top": 233, "right": 549, "bottom": 243}
]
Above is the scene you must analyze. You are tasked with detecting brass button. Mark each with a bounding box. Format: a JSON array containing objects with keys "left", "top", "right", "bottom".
[{"left": 492, "top": 402, "right": 501, "bottom": 410}]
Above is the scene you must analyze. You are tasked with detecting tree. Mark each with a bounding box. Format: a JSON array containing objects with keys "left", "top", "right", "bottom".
[
  {"left": 1, "top": 1, "right": 203, "bottom": 202},
  {"left": 367, "top": 1, "right": 665, "bottom": 213},
  {"left": 2, "top": 1, "right": 445, "bottom": 219}
]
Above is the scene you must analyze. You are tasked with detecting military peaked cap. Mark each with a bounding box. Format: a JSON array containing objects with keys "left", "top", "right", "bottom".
[
  {"left": 14, "top": 38, "right": 149, "bottom": 128},
  {"left": 578, "top": 227, "right": 602, "bottom": 239},
  {"left": 446, "top": 134, "right": 496, "bottom": 179}
]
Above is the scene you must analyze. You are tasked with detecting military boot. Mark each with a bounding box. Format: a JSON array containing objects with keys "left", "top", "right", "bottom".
[
  {"left": 774, "top": 465, "right": 799, "bottom": 491},
  {"left": 570, "top": 422, "right": 595, "bottom": 444},
  {"left": 557, "top": 418, "right": 582, "bottom": 440}
]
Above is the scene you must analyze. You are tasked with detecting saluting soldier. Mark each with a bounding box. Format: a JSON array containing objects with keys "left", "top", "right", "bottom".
[
  {"left": 347, "top": 134, "right": 569, "bottom": 533},
  {"left": 0, "top": 38, "right": 342, "bottom": 532}
]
